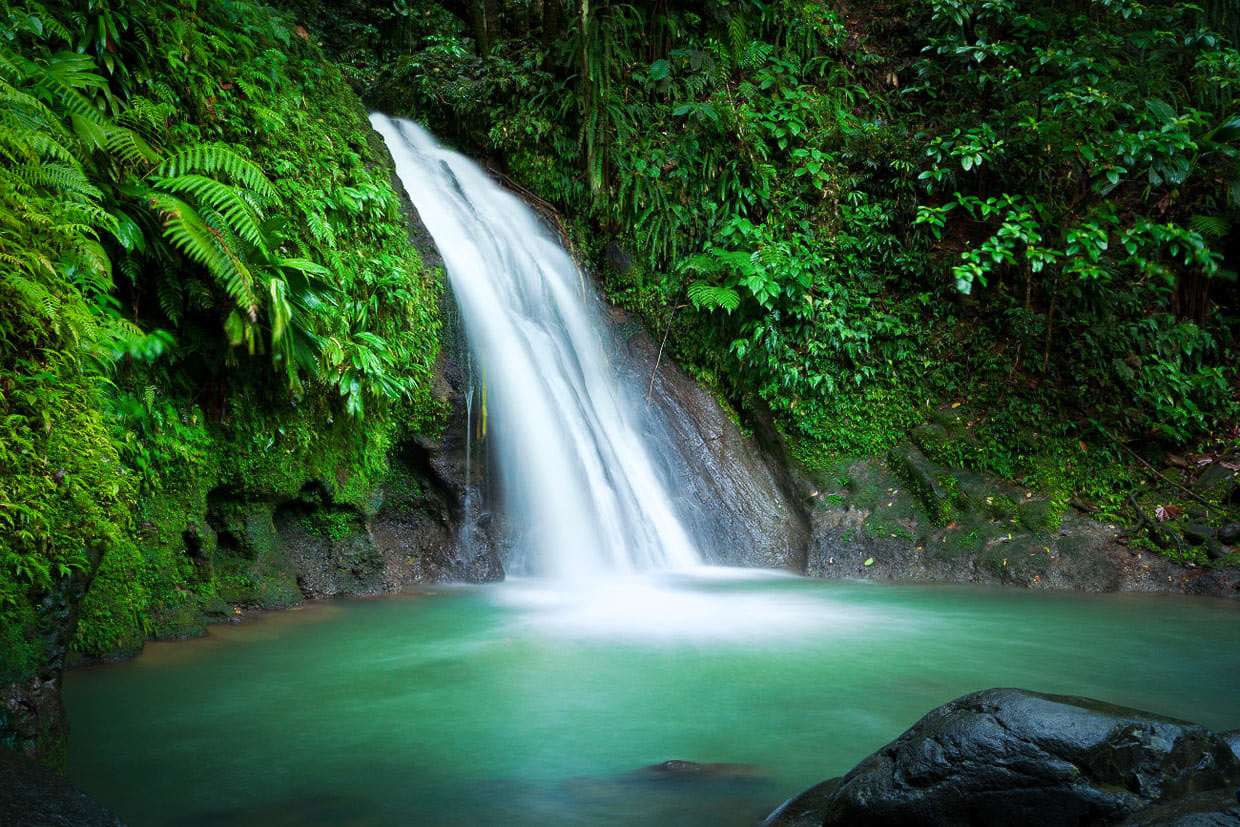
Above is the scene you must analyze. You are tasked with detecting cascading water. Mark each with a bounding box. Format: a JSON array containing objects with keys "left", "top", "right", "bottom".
[{"left": 371, "top": 115, "right": 701, "bottom": 580}]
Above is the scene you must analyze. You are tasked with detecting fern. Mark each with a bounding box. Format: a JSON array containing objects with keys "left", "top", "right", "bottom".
[
  {"left": 148, "top": 191, "right": 259, "bottom": 322},
  {"left": 151, "top": 173, "right": 267, "bottom": 249},
  {"left": 1188, "top": 213, "right": 1230, "bottom": 239},
  {"left": 17, "top": 161, "right": 104, "bottom": 203},
  {"left": 687, "top": 280, "right": 741, "bottom": 312},
  {"left": 20, "top": 51, "right": 109, "bottom": 124},
  {"left": 153, "top": 144, "right": 275, "bottom": 198},
  {"left": 105, "top": 125, "right": 163, "bottom": 168}
]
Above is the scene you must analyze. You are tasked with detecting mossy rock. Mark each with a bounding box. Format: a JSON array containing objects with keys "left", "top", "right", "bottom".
[
  {"left": 887, "top": 442, "right": 957, "bottom": 526},
  {"left": 842, "top": 459, "right": 895, "bottom": 511},
  {"left": 1192, "top": 461, "right": 1238, "bottom": 505},
  {"left": 929, "top": 406, "right": 968, "bottom": 432},
  {"left": 985, "top": 494, "right": 1020, "bottom": 521},
  {"left": 910, "top": 423, "right": 956, "bottom": 466},
  {"left": 1017, "top": 498, "right": 1064, "bottom": 533}
]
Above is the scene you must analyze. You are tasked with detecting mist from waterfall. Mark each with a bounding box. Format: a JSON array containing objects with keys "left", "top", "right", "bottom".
[{"left": 371, "top": 114, "right": 701, "bottom": 580}]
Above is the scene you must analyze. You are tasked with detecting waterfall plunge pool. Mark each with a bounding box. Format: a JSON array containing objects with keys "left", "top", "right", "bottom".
[{"left": 64, "top": 573, "right": 1240, "bottom": 826}]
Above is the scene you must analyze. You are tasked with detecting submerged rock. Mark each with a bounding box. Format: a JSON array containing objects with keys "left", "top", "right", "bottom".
[
  {"left": 0, "top": 745, "right": 124, "bottom": 825},
  {"left": 636, "top": 760, "right": 771, "bottom": 781},
  {"left": 765, "top": 688, "right": 1240, "bottom": 827}
]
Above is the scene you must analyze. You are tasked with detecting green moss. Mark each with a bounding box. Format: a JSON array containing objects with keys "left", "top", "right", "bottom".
[
  {"left": 863, "top": 510, "right": 916, "bottom": 542},
  {"left": 302, "top": 508, "right": 363, "bottom": 543}
]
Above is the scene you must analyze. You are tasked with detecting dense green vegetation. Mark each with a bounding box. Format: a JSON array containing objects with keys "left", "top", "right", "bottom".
[
  {"left": 0, "top": 0, "right": 443, "bottom": 711},
  {"left": 298, "top": 0, "right": 1240, "bottom": 555}
]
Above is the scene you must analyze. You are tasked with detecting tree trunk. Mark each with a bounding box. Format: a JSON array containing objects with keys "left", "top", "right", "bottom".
[{"left": 542, "top": 0, "right": 563, "bottom": 48}]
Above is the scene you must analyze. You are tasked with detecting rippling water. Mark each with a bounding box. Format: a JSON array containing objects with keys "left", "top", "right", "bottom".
[{"left": 65, "top": 575, "right": 1240, "bottom": 826}]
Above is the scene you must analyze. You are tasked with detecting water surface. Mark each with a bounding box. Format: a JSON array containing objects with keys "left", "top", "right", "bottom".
[{"left": 65, "top": 575, "right": 1240, "bottom": 825}]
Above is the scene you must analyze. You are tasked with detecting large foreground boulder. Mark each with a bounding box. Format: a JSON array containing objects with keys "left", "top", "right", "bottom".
[
  {"left": 0, "top": 745, "right": 123, "bottom": 825},
  {"left": 765, "top": 689, "right": 1240, "bottom": 827}
]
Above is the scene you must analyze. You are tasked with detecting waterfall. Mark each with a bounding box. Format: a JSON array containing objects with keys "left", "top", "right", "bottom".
[{"left": 371, "top": 115, "right": 701, "bottom": 580}]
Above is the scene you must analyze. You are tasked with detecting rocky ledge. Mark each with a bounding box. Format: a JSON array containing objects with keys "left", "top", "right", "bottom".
[
  {"left": 801, "top": 409, "right": 1240, "bottom": 598},
  {"left": 0, "top": 745, "right": 123, "bottom": 826},
  {"left": 764, "top": 688, "right": 1240, "bottom": 827}
]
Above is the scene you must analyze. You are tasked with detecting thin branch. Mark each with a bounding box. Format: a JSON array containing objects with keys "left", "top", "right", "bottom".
[
  {"left": 647, "top": 301, "right": 684, "bottom": 407},
  {"left": 1104, "top": 428, "right": 1235, "bottom": 514}
]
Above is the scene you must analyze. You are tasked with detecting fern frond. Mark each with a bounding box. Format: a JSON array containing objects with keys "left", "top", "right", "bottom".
[
  {"left": 687, "top": 280, "right": 741, "bottom": 312},
  {"left": 152, "top": 144, "right": 275, "bottom": 199},
  {"left": 155, "top": 272, "right": 183, "bottom": 323},
  {"left": 147, "top": 191, "right": 259, "bottom": 318},
  {"left": 1188, "top": 213, "right": 1230, "bottom": 239},
  {"left": 151, "top": 173, "right": 266, "bottom": 249},
  {"left": 105, "top": 125, "right": 163, "bottom": 168},
  {"left": 305, "top": 210, "right": 336, "bottom": 247},
  {"left": 1, "top": 271, "right": 60, "bottom": 320},
  {"left": 23, "top": 51, "right": 108, "bottom": 124},
  {"left": 74, "top": 237, "right": 113, "bottom": 289},
  {"left": 17, "top": 162, "right": 103, "bottom": 203},
  {"left": 115, "top": 97, "right": 174, "bottom": 141}
]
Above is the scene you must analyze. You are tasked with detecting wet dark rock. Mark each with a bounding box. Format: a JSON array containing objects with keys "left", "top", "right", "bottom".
[
  {"left": 761, "top": 778, "right": 840, "bottom": 827},
  {"left": 805, "top": 443, "right": 1240, "bottom": 598},
  {"left": 1185, "top": 524, "right": 1215, "bottom": 546},
  {"left": 637, "top": 760, "right": 770, "bottom": 781},
  {"left": 1222, "top": 731, "right": 1240, "bottom": 762},
  {"left": 1, "top": 674, "right": 68, "bottom": 771},
  {"left": 0, "top": 745, "right": 124, "bottom": 825},
  {"left": 1220, "top": 524, "right": 1240, "bottom": 546},
  {"left": 1, "top": 534, "right": 100, "bottom": 769},
  {"left": 613, "top": 311, "right": 809, "bottom": 570},
  {"left": 1115, "top": 790, "right": 1240, "bottom": 825},
  {"left": 1207, "top": 540, "right": 1229, "bottom": 562},
  {"left": 369, "top": 440, "right": 503, "bottom": 586},
  {"left": 766, "top": 689, "right": 1240, "bottom": 827},
  {"left": 602, "top": 241, "right": 634, "bottom": 274},
  {"left": 1193, "top": 462, "right": 1239, "bottom": 506}
]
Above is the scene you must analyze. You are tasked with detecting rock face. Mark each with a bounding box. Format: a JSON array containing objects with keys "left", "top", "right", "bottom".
[
  {"left": 1223, "top": 731, "right": 1240, "bottom": 762},
  {"left": 368, "top": 427, "right": 504, "bottom": 588},
  {"left": 0, "top": 745, "right": 124, "bottom": 825},
  {"left": 806, "top": 447, "right": 1240, "bottom": 599},
  {"left": 1, "top": 550, "right": 99, "bottom": 770},
  {"left": 612, "top": 311, "right": 810, "bottom": 570},
  {"left": 765, "top": 689, "right": 1240, "bottom": 827}
]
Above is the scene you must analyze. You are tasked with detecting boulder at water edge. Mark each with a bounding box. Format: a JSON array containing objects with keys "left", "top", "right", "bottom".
[
  {"left": 764, "top": 688, "right": 1240, "bottom": 827},
  {"left": 0, "top": 745, "right": 124, "bottom": 825}
]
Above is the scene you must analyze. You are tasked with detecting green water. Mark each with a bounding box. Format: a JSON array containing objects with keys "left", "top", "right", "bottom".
[{"left": 64, "top": 573, "right": 1240, "bottom": 826}]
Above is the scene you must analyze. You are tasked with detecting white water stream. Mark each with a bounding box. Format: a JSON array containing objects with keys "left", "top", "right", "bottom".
[{"left": 371, "top": 115, "right": 701, "bottom": 581}]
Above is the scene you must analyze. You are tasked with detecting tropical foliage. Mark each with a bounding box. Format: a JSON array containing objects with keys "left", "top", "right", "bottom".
[{"left": 0, "top": 0, "right": 443, "bottom": 683}]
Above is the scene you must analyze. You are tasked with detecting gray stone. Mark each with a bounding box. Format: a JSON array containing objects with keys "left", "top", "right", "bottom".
[
  {"left": 1220, "top": 524, "right": 1240, "bottom": 546},
  {"left": 766, "top": 689, "right": 1240, "bottom": 827},
  {"left": 614, "top": 312, "right": 809, "bottom": 570}
]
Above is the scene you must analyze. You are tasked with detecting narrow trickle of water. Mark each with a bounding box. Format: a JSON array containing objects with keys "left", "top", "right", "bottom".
[{"left": 371, "top": 115, "right": 701, "bottom": 580}]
